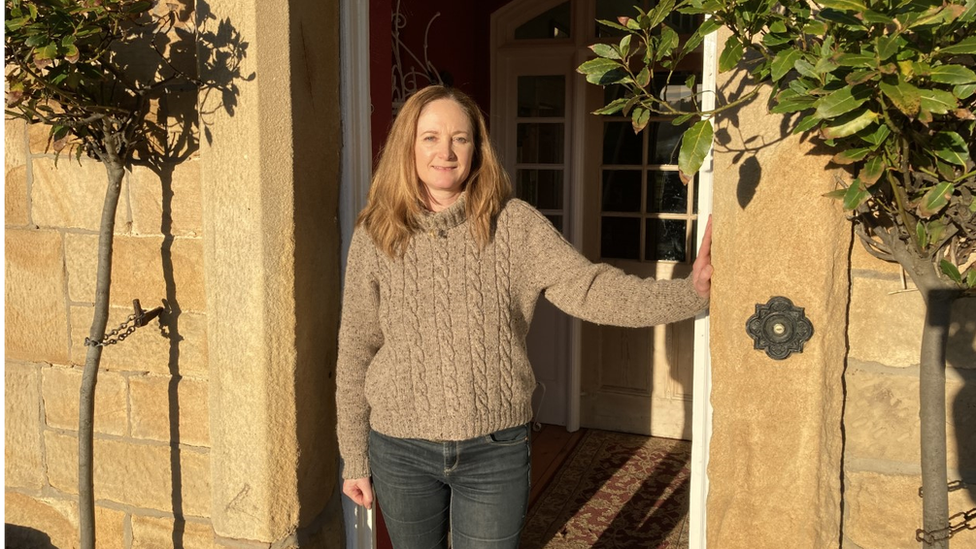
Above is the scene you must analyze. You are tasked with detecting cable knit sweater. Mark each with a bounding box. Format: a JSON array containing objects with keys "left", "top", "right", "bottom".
[{"left": 336, "top": 196, "right": 708, "bottom": 479}]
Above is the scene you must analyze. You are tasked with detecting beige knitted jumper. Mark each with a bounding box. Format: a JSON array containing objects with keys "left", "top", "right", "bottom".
[{"left": 336, "top": 196, "right": 708, "bottom": 479}]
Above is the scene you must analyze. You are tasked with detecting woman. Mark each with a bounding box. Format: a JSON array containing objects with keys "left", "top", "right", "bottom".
[{"left": 337, "top": 85, "right": 713, "bottom": 549}]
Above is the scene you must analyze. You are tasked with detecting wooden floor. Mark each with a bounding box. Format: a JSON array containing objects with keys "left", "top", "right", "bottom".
[{"left": 529, "top": 423, "right": 587, "bottom": 509}]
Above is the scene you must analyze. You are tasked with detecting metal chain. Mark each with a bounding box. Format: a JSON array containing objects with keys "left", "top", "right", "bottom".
[
  {"left": 84, "top": 312, "right": 142, "bottom": 347},
  {"left": 915, "top": 508, "right": 976, "bottom": 544}
]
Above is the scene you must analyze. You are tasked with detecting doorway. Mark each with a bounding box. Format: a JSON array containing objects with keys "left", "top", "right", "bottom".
[{"left": 339, "top": 0, "right": 716, "bottom": 546}]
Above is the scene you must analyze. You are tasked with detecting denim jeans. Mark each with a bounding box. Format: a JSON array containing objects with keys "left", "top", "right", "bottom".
[{"left": 369, "top": 424, "right": 532, "bottom": 549}]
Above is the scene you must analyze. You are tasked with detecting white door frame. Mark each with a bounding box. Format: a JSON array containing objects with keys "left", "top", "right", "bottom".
[
  {"left": 339, "top": 0, "right": 375, "bottom": 547},
  {"left": 339, "top": 3, "right": 717, "bottom": 548}
]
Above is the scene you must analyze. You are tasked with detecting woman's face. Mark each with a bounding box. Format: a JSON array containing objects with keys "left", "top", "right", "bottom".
[{"left": 414, "top": 98, "right": 475, "bottom": 197}]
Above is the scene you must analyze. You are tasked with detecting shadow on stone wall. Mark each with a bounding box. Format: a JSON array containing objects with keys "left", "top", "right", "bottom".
[
  {"left": 5, "top": 524, "right": 58, "bottom": 549},
  {"left": 949, "top": 297, "right": 976, "bottom": 506},
  {"left": 127, "top": 2, "right": 251, "bottom": 547}
]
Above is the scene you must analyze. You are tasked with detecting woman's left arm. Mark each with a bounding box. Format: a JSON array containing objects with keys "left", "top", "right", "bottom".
[{"left": 516, "top": 203, "right": 710, "bottom": 327}]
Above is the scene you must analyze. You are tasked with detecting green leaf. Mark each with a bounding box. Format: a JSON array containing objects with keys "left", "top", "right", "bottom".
[
  {"left": 931, "top": 131, "right": 971, "bottom": 166},
  {"left": 917, "top": 181, "right": 954, "bottom": 218},
  {"left": 5, "top": 16, "right": 30, "bottom": 31},
  {"left": 818, "top": 0, "right": 867, "bottom": 11},
  {"left": 578, "top": 57, "right": 623, "bottom": 75},
  {"left": 592, "top": 97, "right": 631, "bottom": 116},
  {"left": 816, "top": 85, "right": 871, "bottom": 118},
  {"left": 685, "top": 74, "right": 697, "bottom": 91},
  {"left": 632, "top": 106, "right": 651, "bottom": 133},
  {"left": 842, "top": 179, "right": 870, "bottom": 210},
  {"left": 718, "top": 36, "right": 744, "bottom": 72},
  {"left": 795, "top": 58, "right": 818, "bottom": 79},
  {"left": 678, "top": 119, "right": 714, "bottom": 183},
  {"left": 125, "top": 0, "right": 154, "bottom": 14},
  {"left": 647, "top": 0, "right": 676, "bottom": 28},
  {"left": 835, "top": 53, "right": 876, "bottom": 68},
  {"left": 658, "top": 25, "right": 679, "bottom": 59},
  {"left": 597, "top": 19, "right": 632, "bottom": 32},
  {"left": 876, "top": 35, "right": 903, "bottom": 61},
  {"left": 792, "top": 113, "right": 822, "bottom": 134},
  {"left": 936, "top": 36, "right": 976, "bottom": 55},
  {"left": 832, "top": 147, "right": 872, "bottom": 164},
  {"left": 940, "top": 260, "right": 963, "bottom": 283},
  {"left": 762, "top": 33, "right": 793, "bottom": 48},
  {"left": 771, "top": 94, "right": 817, "bottom": 114},
  {"left": 861, "top": 155, "right": 885, "bottom": 184},
  {"left": 619, "top": 34, "right": 633, "bottom": 58},
  {"left": 860, "top": 10, "right": 894, "bottom": 24},
  {"left": 919, "top": 88, "right": 958, "bottom": 114},
  {"left": 673, "top": 113, "right": 696, "bottom": 125},
  {"left": 954, "top": 83, "right": 976, "bottom": 99},
  {"left": 917, "top": 221, "right": 929, "bottom": 249},
  {"left": 879, "top": 79, "right": 921, "bottom": 116},
  {"left": 771, "top": 48, "right": 802, "bottom": 81},
  {"left": 823, "top": 188, "right": 848, "bottom": 199},
  {"left": 819, "top": 8, "right": 865, "bottom": 27},
  {"left": 586, "top": 69, "right": 631, "bottom": 86},
  {"left": 857, "top": 123, "right": 891, "bottom": 147},
  {"left": 636, "top": 66, "right": 651, "bottom": 87},
  {"left": 821, "top": 108, "right": 879, "bottom": 138},
  {"left": 967, "top": 269, "right": 976, "bottom": 288},
  {"left": 929, "top": 64, "right": 976, "bottom": 85},
  {"left": 589, "top": 43, "right": 621, "bottom": 60}
]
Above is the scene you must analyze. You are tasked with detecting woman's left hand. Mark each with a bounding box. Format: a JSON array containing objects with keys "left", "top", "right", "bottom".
[{"left": 692, "top": 216, "right": 713, "bottom": 299}]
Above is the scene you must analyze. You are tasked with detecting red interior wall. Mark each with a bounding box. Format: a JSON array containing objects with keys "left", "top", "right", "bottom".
[{"left": 369, "top": 0, "right": 512, "bottom": 162}]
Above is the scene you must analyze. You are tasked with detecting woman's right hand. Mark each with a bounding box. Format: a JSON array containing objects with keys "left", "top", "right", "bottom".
[{"left": 342, "top": 477, "right": 374, "bottom": 510}]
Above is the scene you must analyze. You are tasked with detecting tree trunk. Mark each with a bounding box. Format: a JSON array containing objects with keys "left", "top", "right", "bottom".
[
  {"left": 79, "top": 157, "right": 125, "bottom": 549},
  {"left": 919, "top": 288, "right": 958, "bottom": 548}
]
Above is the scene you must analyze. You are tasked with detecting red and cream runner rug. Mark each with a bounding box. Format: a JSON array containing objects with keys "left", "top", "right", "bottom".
[{"left": 521, "top": 429, "right": 691, "bottom": 549}]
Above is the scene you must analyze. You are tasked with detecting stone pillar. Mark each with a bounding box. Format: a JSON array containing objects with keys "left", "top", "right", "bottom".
[
  {"left": 197, "top": 0, "right": 342, "bottom": 546},
  {"left": 705, "top": 32, "right": 849, "bottom": 548}
]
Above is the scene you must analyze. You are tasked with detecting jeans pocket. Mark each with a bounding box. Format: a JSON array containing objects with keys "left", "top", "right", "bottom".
[{"left": 487, "top": 424, "right": 528, "bottom": 445}]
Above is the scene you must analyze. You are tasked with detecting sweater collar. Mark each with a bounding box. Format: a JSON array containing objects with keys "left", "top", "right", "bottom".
[{"left": 419, "top": 193, "right": 467, "bottom": 233}]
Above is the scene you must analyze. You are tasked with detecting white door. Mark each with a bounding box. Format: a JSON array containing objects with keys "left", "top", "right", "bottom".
[
  {"left": 578, "top": 78, "right": 702, "bottom": 439},
  {"left": 492, "top": 0, "right": 704, "bottom": 439}
]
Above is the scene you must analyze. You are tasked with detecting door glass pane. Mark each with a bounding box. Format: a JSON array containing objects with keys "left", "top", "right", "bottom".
[
  {"left": 518, "top": 76, "right": 566, "bottom": 117},
  {"left": 601, "top": 217, "right": 641, "bottom": 260},
  {"left": 647, "top": 171, "right": 687, "bottom": 213},
  {"left": 603, "top": 122, "right": 642, "bottom": 165},
  {"left": 645, "top": 219, "right": 686, "bottom": 261},
  {"left": 515, "top": 2, "right": 571, "bottom": 39},
  {"left": 517, "top": 123, "right": 564, "bottom": 163},
  {"left": 546, "top": 215, "right": 564, "bottom": 232},
  {"left": 646, "top": 121, "right": 685, "bottom": 165},
  {"left": 516, "top": 169, "right": 564, "bottom": 210},
  {"left": 602, "top": 170, "right": 641, "bottom": 212}
]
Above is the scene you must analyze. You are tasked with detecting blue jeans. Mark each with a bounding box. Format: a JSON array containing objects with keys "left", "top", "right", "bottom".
[{"left": 369, "top": 424, "right": 532, "bottom": 549}]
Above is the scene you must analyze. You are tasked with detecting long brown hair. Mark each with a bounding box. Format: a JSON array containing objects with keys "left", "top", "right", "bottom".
[{"left": 358, "top": 85, "right": 512, "bottom": 258}]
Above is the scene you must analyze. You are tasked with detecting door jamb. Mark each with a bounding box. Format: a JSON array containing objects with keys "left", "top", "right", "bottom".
[
  {"left": 339, "top": 0, "right": 375, "bottom": 548},
  {"left": 688, "top": 27, "right": 718, "bottom": 549}
]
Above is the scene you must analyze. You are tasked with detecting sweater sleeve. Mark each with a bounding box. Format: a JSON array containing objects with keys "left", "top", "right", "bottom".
[
  {"left": 514, "top": 202, "right": 709, "bottom": 327},
  {"left": 336, "top": 228, "right": 384, "bottom": 479}
]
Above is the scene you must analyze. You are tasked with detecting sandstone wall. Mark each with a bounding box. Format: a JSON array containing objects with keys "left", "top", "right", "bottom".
[
  {"left": 5, "top": 111, "right": 213, "bottom": 548},
  {"left": 5, "top": 0, "right": 344, "bottom": 547},
  {"left": 842, "top": 245, "right": 976, "bottom": 549}
]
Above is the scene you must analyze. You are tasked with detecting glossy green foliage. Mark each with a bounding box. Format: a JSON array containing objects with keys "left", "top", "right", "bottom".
[
  {"left": 580, "top": 0, "right": 976, "bottom": 289},
  {"left": 5, "top": 0, "right": 166, "bottom": 161}
]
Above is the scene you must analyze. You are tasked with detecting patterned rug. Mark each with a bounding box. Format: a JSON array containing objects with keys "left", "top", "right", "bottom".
[{"left": 520, "top": 429, "right": 691, "bottom": 549}]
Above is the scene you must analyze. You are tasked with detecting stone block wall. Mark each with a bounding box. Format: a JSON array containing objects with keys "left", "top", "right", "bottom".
[
  {"left": 843, "top": 243, "right": 976, "bottom": 548},
  {"left": 5, "top": 115, "right": 214, "bottom": 548}
]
